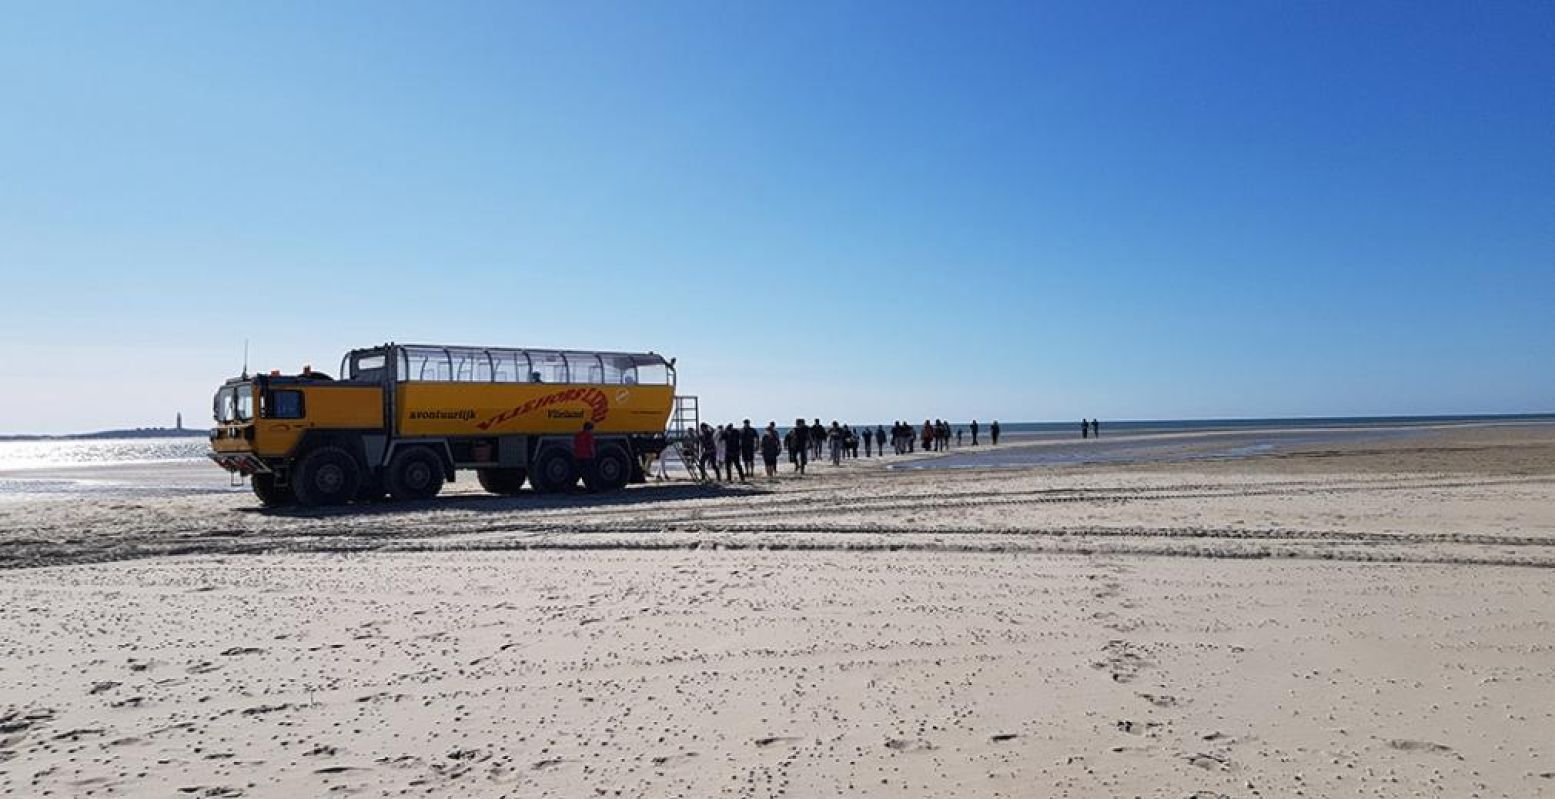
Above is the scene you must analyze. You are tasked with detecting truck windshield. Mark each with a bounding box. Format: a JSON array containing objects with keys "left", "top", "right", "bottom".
[{"left": 213, "top": 385, "right": 253, "bottom": 422}]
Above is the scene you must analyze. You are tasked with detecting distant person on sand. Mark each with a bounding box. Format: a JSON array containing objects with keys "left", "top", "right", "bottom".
[
  {"left": 760, "top": 422, "right": 781, "bottom": 478},
  {"left": 1092, "top": 419, "right": 1101, "bottom": 438},
  {"left": 1081, "top": 419, "right": 1089, "bottom": 439},
  {"left": 740, "top": 419, "right": 757, "bottom": 477},
  {"left": 811, "top": 419, "right": 825, "bottom": 461},
  {"left": 971, "top": 419, "right": 980, "bottom": 446},
  {"left": 875, "top": 425, "right": 886, "bottom": 456},
  {"left": 828, "top": 421, "right": 844, "bottom": 466},
  {"left": 922, "top": 419, "right": 934, "bottom": 452},
  {"left": 957, "top": 428, "right": 963, "bottom": 446},
  {"left": 863, "top": 426, "right": 873, "bottom": 457},
  {"left": 791, "top": 417, "right": 810, "bottom": 474},
  {"left": 991, "top": 420, "right": 1001, "bottom": 445}
]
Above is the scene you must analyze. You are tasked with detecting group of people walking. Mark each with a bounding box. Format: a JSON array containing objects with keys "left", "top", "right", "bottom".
[
  {"left": 676, "top": 417, "right": 1108, "bottom": 481},
  {"left": 683, "top": 417, "right": 1004, "bottom": 482}
]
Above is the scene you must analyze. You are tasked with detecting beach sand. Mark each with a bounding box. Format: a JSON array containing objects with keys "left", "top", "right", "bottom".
[{"left": 1, "top": 423, "right": 1553, "bottom": 797}]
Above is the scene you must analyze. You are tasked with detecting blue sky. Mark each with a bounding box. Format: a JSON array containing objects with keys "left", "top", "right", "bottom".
[{"left": 1, "top": 1, "right": 1551, "bottom": 433}]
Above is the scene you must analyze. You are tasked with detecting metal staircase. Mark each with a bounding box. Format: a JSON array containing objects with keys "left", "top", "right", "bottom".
[{"left": 667, "top": 395, "right": 703, "bottom": 480}]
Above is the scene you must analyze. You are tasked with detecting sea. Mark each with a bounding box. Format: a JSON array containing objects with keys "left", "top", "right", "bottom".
[
  {"left": 0, "top": 437, "right": 210, "bottom": 472},
  {"left": 881, "top": 414, "right": 1555, "bottom": 470},
  {"left": 0, "top": 415, "right": 1550, "bottom": 492}
]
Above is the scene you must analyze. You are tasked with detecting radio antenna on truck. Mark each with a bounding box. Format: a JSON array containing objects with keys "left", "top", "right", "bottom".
[{"left": 241, "top": 339, "right": 249, "bottom": 380}]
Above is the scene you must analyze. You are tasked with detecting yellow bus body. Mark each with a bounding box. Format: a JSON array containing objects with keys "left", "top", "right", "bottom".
[
  {"left": 396, "top": 382, "right": 674, "bottom": 437},
  {"left": 209, "top": 343, "right": 679, "bottom": 506}
]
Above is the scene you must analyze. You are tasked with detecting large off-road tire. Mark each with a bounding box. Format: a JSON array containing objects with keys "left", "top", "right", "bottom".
[
  {"left": 251, "top": 473, "right": 294, "bottom": 508},
  {"left": 587, "top": 445, "right": 631, "bottom": 492},
  {"left": 291, "top": 446, "right": 361, "bottom": 507},
  {"left": 386, "top": 447, "right": 445, "bottom": 501},
  {"left": 477, "top": 467, "right": 528, "bottom": 495},
  {"left": 529, "top": 448, "right": 578, "bottom": 494}
]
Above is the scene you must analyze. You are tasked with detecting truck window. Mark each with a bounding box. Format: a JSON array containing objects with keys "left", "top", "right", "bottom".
[
  {"left": 353, "top": 353, "right": 386, "bottom": 381},
  {"left": 235, "top": 387, "right": 254, "bottom": 421},
  {"left": 269, "top": 390, "right": 305, "bottom": 419},
  {"left": 529, "top": 352, "right": 568, "bottom": 383},
  {"left": 214, "top": 388, "right": 235, "bottom": 422}
]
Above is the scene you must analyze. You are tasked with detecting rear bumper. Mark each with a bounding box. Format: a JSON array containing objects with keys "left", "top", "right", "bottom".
[{"left": 209, "top": 451, "right": 273, "bottom": 475}]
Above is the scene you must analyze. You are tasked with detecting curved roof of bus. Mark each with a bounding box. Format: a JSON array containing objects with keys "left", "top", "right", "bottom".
[{"left": 369, "top": 343, "right": 672, "bottom": 366}]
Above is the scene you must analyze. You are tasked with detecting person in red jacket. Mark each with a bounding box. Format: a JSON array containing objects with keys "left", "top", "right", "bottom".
[{"left": 573, "top": 421, "right": 596, "bottom": 490}]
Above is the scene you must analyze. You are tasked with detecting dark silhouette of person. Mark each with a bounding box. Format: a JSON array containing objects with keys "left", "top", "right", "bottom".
[
  {"left": 991, "top": 420, "right": 1001, "bottom": 446},
  {"left": 760, "top": 422, "right": 781, "bottom": 478},
  {"left": 721, "top": 423, "right": 745, "bottom": 482},
  {"left": 698, "top": 423, "right": 720, "bottom": 481},
  {"left": 970, "top": 420, "right": 980, "bottom": 446},
  {"left": 791, "top": 418, "right": 810, "bottom": 474},
  {"left": 1081, "top": 419, "right": 1089, "bottom": 439},
  {"left": 1092, "top": 418, "right": 1101, "bottom": 438},
  {"left": 740, "top": 419, "right": 758, "bottom": 476}
]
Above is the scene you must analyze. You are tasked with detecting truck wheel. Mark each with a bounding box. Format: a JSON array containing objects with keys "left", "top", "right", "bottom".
[
  {"left": 251, "top": 473, "right": 294, "bottom": 508},
  {"left": 588, "top": 445, "right": 631, "bottom": 492},
  {"left": 387, "top": 447, "right": 445, "bottom": 501},
  {"left": 292, "top": 446, "right": 361, "bottom": 507},
  {"left": 530, "top": 448, "right": 577, "bottom": 493},
  {"left": 477, "top": 468, "right": 528, "bottom": 495}
]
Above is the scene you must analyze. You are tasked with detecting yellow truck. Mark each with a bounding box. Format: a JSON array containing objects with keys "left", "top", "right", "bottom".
[{"left": 210, "top": 343, "right": 677, "bottom": 507}]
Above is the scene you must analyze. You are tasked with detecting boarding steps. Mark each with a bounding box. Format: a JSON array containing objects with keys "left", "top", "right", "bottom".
[{"left": 666, "top": 395, "right": 704, "bottom": 481}]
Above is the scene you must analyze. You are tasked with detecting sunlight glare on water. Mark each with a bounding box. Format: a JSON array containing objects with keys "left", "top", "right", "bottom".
[{"left": 0, "top": 438, "right": 209, "bottom": 471}]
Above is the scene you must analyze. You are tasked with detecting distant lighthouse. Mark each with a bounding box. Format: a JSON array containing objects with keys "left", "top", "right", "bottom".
[{"left": 176, "top": 412, "right": 183, "bottom": 430}]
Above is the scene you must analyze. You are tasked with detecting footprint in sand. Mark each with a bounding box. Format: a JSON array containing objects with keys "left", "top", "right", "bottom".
[
  {"left": 1137, "top": 692, "right": 1178, "bottom": 707},
  {"left": 313, "top": 765, "right": 365, "bottom": 774},
  {"left": 1185, "top": 752, "right": 1230, "bottom": 771},
  {"left": 1387, "top": 739, "right": 1455, "bottom": 754}
]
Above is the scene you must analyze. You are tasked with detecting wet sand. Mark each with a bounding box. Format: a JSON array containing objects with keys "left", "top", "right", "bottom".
[{"left": 1, "top": 423, "right": 1553, "bottom": 797}]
